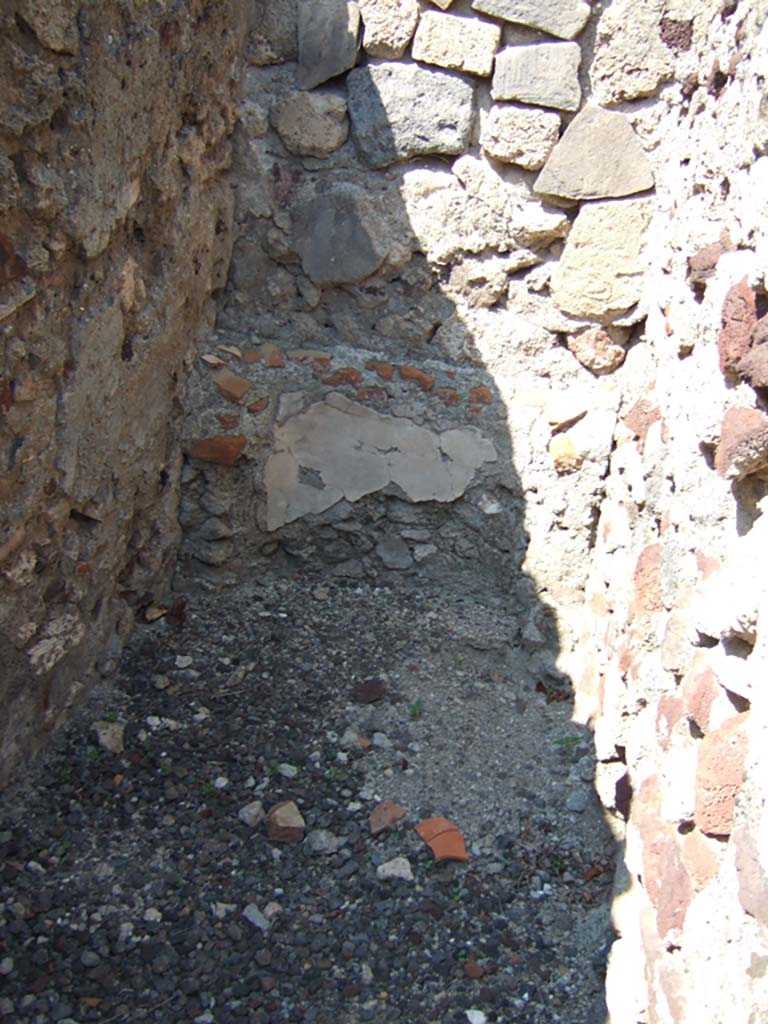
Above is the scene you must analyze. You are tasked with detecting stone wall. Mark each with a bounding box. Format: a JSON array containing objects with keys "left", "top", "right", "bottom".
[
  {"left": 0, "top": 0, "right": 246, "bottom": 786},
  {"left": 178, "top": 0, "right": 768, "bottom": 1020}
]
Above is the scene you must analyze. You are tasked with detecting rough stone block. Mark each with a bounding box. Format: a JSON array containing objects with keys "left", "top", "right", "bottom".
[
  {"left": 714, "top": 407, "right": 768, "bottom": 480},
  {"left": 492, "top": 43, "right": 581, "bottom": 111},
  {"left": 682, "top": 652, "right": 733, "bottom": 734},
  {"left": 589, "top": 0, "right": 675, "bottom": 103},
  {"left": 412, "top": 10, "right": 501, "bottom": 77},
  {"left": 472, "top": 0, "right": 590, "bottom": 39},
  {"left": 534, "top": 106, "right": 654, "bottom": 200},
  {"left": 695, "top": 713, "right": 749, "bottom": 836},
  {"left": 681, "top": 829, "right": 721, "bottom": 894},
  {"left": 550, "top": 197, "right": 653, "bottom": 319},
  {"left": 347, "top": 62, "right": 474, "bottom": 167},
  {"left": 271, "top": 92, "right": 349, "bottom": 158},
  {"left": 298, "top": 0, "right": 360, "bottom": 90},
  {"left": 566, "top": 326, "right": 627, "bottom": 375},
  {"left": 480, "top": 104, "right": 560, "bottom": 170},
  {"left": 359, "top": 0, "right": 419, "bottom": 58}
]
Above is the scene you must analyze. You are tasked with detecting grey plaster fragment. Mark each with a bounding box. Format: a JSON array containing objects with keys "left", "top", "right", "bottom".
[{"left": 264, "top": 395, "right": 497, "bottom": 530}]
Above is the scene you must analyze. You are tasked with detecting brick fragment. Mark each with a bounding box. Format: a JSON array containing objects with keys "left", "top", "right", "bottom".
[
  {"left": 469, "top": 384, "right": 493, "bottom": 405},
  {"left": 247, "top": 397, "right": 269, "bottom": 415},
  {"left": 188, "top": 435, "right": 247, "bottom": 466},
  {"left": 322, "top": 367, "right": 362, "bottom": 387},
  {"left": 212, "top": 368, "right": 252, "bottom": 403},
  {"left": 436, "top": 387, "right": 461, "bottom": 405},
  {"left": 398, "top": 365, "right": 435, "bottom": 391},
  {"left": 366, "top": 360, "right": 396, "bottom": 381}
]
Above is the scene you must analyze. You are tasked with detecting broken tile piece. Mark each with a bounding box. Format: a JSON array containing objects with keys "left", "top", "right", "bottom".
[
  {"left": 212, "top": 368, "right": 252, "bottom": 403},
  {"left": 415, "top": 817, "right": 469, "bottom": 862},
  {"left": 369, "top": 800, "right": 407, "bottom": 835}
]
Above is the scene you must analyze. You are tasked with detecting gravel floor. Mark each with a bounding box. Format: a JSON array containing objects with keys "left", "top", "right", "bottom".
[{"left": 0, "top": 573, "right": 616, "bottom": 1024}]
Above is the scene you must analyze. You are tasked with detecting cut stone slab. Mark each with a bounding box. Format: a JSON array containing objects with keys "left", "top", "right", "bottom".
[
  {"left": 492, "top": 43, "right": 581, "bottom": 111},
  {"left": 264, "top": 394, "right": 497, "bottom": 529},
  {"left": 412, "top": 10, "right": 501, "bottom": 77},
  {"left": 472, "top": 0, "right": 590, "bottom": 40},
  {"left": 271, "top": 92, "right": 349, "bottom": 158},
  {"left": 480, "top": 104, "right": 560, "bottom": 170},
  {"left": 293, "top": 186, "right": 388, "bottom": 287},
  {"left": 298, "top": 0, "right": 360, "bottom": 90},
  {"left": 266, "top": 801, "right": 306, "bottom": 843},
  {"left": 534, "top": 107, "right": 654, "bottom": 199},
  {"left": 347, "top": 62, "right": 474, "bottom": 168},
  {"left": 550, "top": 197, "right": 653, "bottom": 319},
  {"left": 359, "top": 0, "right": 419, "bottom": 58}
]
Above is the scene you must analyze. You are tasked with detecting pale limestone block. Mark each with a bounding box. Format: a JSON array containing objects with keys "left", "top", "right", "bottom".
[
  {"left": 480, "top": 103, "right": 561, "bottom": 170},
  {"left": 492, "top": 43, "right": 581, "bottom": 111},
  {"left": 589, "top": 0, "right": 674, "bottom": 103},
  {"left": 412, "top": 10, "right": 501, "bottom": 77},
  {"left": 359, "top": 0, "right": 419, "bottom": 58},
  {"left": 535, "top": 106, "right": 654, "bottom": 199},
  {"left": 551, "top": 197, "right": 654, "bottom": 319},
  {"left": 472, "top": 0, "right": 590, "bottom": 40}
]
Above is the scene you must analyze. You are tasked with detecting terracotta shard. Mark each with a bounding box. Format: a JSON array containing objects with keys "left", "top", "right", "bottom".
[
  {"left": 415, "top": 817, "right": 469, "bottom": 863},
  {"left": 188, "top": 435, "right": 246, "bottom": 466},
  {"left": 369, "top": 800, "right": 407, "bottom": 835}
]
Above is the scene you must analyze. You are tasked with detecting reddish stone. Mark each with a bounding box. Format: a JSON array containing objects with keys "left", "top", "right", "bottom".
[
  {"left": 714, "top": 406, "right": 768, "bottom": 479},
  {"left": 622, "top": 399, "right": 662, "bottom": 453},
  {"left": 398, "top": 365, "right": 434, "bottom": 392},
  {"left": 695, "top": 712, "right": 750, "bottom": 835},
  {"left": 717, "top": 277, "right": 757, "bottom": 375},
  {"left": 352, "top": 679, "right": 387, "bottom": 704},
  {"left": 366, "top": 360, "right": 395, "bottom": 381},
  {"left": 686, "top": 242, "right": 725, "bottom": 288},
  {"left": 357, "top": 387, "right": 388, "bottom": 402},
  {"left": 212, "top": 367, "right": 252, "bottom": 403},
  {"left": 369, "top": 800, "right": 407, "bottom": 835},
  {"left": 681, "top": 828, "right": 720, "bottom": 892},
  {"left": 188, "top": 435, "right": 247, "bottom": 466},
  {"left": 632, "top": 775, "right": 667, "bottom": 905},
  {"left": 287, "top": 349, "right": 332, "bottom": 371},
  {"left": 463, "top": 960, "right": 485, "bottom": 979},
  {"left": 694, "top": 549, "right": 721, "bottom": 580},
  {"left": 247, "top": 397, "right": 269, "bottom": 415},
  {"left": 436, "top": 387, "right": 461, "bottom": 405},
  {"left": 656, "top": 839, "right": 693, "bottom": 937},
  {"left": 266, "top": 800, "right": 305, "bottom": 843},
  {"left": 682, "top": 651, "right": 722, "bottom": 733},
  {"left": 322, "top": 367, "right": 362, "bottom": 387},
  {"left": 736, "top": 334, "right": 768, "bottom": 389},
  {"left": 631, "top": 544, "right": 664, "bottom": 619},
  {"left": 242, "top": 343, "right": 285, "bottom": 368},
  {"left": 216, "top": 413, "right": 240, "bottom": 429},
  {"left": 656, "top": 693, "right": 685, "bottom": 750},
  {"left": 469, "top": 385, "right": 493, "bottom": 405}
]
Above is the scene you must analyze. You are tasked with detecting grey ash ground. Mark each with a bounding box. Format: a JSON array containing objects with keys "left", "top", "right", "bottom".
[{"left": 0, "top": 574, "right": 616, "bottom": 1023}]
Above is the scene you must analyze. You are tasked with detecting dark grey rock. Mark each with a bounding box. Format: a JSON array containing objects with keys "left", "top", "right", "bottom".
[
  {"left": 293, "top": 187, "right": 386, "bottom": 286},
  {"left": 347, "top": 63, "right": 474, "bottom": 168},
  {"left": 298, "top": 0, "right": 360, "bottom": 90}
]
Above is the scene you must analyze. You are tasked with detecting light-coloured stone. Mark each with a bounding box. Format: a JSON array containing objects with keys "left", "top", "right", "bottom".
[
  {"left": 94, "top": 721, "right": 125, "bottom": 754},
  {"left": 535, "top": 106, "right": 654, "bottom": 199},
  {"left": 566, "top": 326, "right": 628, "bottom": 375},
  {"left": 377, "top": 855, "right": 414, "bottom": 881},
  {"left": 551, "top": 197, "right": 654, "bottom": 319},
  {"left": 589, "top": 0, "right": 674, "bottom": 103},
  {"left": 298, "top": 0, "right": 360, "bottom": 90},
  {"left": 480, "top": 104, "right": 561, "bottom": 171},
  {"left": 492, "top": 43, "right": 581, "bottom": 111},
  {"left": 472, "top": 0, "right": 590, "bottom": 40},
  {"left": 271, "top": 92, "right": 349, "bottom": 158},
  {"left": 264, "top": 394, "right": 497, "bottom": 529},
  {"left": 347, "top": 62, "right": 474, "bottom": 168},
  {"left": 412, "top": 10, "right": 501, "bottom": 77},
  {"left": 359, "top": 0, "right": 419, "bottom": 58},
  {"left": 238, "top": 800, "right": 266, "bottom": 828}
]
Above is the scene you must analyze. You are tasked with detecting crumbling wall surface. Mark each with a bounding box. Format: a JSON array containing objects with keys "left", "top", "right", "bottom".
[
  {"left": 0, "top": 0, "right": 246, "bottom": 786},
  {"left": 574, "top": 0, "right": 768, "bottom": 1020}
]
